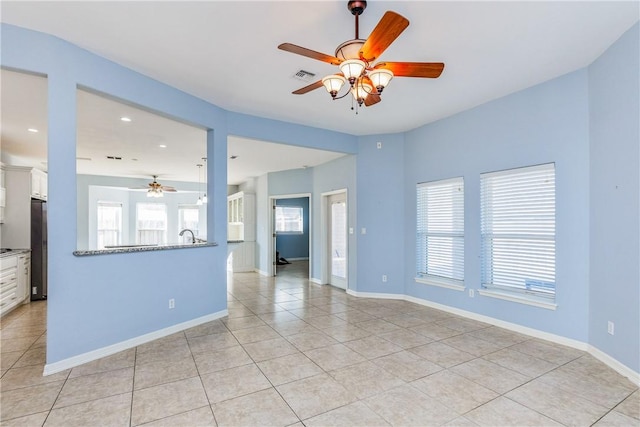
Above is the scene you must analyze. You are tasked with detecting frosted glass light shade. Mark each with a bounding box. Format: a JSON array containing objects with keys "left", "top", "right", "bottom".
[
  {"left": 369, "top": 69, "right": 394, "bottom": 91},
  {"left": 335, "top": 39, "right": 365, "bottom": 61},
  {"left": 321, "top": 75, "right": 346, "bottom": 95},
  {"left": 339, "top": 59, "right": 366, "bottom": 81},
  {"left": 351, "top": 81, "right": 373, "bottom": 101}
]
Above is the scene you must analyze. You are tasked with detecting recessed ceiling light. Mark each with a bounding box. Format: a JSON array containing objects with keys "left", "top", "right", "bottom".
[
  {"left": 159, "top": 144, "right": 167, "bottom": 148},
  {"left": 27, "top": 128, "right": 39, "bottom": 133},
  {"left": 120, "top": 117, "right": 132, "bottom": 122}
]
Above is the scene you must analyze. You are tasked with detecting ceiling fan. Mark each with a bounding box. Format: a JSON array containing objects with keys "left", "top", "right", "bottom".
[
  {"left": 278, "top": 0, "right": 444, "bottom": 109},
  {"left": 130, "top": 175, "right": 177, "bottom": 198}
]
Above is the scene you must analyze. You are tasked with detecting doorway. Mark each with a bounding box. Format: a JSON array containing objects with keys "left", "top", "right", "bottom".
[
  {"left": 270, "top": 194, "right": 311, "bottom": 278},
  {"left": 326, "top": 191, "right": 348, "bottom": 289}
]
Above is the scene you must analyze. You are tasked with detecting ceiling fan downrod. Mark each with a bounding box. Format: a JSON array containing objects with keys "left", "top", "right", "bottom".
[{"left": 347, "top": 1, "right": 367, "bottom": 39}]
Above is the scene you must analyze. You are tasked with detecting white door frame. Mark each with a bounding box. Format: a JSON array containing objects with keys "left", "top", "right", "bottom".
[
  {"left": 268, "top": 193, "right": 312, "bottom": 277},
  {"left": 321, "top": 189, "right": 348, "bottom": 289}
]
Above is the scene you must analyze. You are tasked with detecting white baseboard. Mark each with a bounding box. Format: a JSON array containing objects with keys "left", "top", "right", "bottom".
[
  {"left": 255, "top": 269, "right": 270, "bottom": 276},
  {"left": 589, "top": 344, "right": 640, "bottom": 386},
  {"left": 347, "top": 290, "right": 639, "bottom": 384},
  {"left": 309, "top": 278, "right": 323, "bottom": 285},
  {"left": 43, "top": 309, "right": 228, "bottom": 376}
]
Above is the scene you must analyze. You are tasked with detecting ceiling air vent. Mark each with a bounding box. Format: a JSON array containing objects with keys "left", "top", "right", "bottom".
[{"left": 292, "top": 70, "right": 316, "bottom": 82}]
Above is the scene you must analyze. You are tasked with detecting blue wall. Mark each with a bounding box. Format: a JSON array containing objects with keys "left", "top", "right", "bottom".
[
  {"left": 3, "top": 20, "right": 638, "bottom": 376},
  {"left": 275, "top": 197, "right": 310, "bottom": 259},
  {"left": 588, "top": 23, "right": 640, "bottom": 372},
  {"left": 355, "top": 134, "right": 405, "bottom": 294},
  {"left": 401, "top": 69, "right": 591, "bottom": 342}
]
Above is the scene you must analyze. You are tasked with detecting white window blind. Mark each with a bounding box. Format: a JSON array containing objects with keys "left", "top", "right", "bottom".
[
  {"left": 136, "top": 203, "right": 167, "bottom": 245},
  {"left": 416, "top": 177, "right": 464, "bottom": 286},
  {"left": 97, "top": 202, "right": 122, "bottom": 249},
  {"left": 178, "top": 205, "right": 200, "bottom": 243},
  {"left": 275, "top": 206, "right": 303, "bottom": 234},
  {"left": 481, "top": 163, "right": 556, "bottom": 299}
]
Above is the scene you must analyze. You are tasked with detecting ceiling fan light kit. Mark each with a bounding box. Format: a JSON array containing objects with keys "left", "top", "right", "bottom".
[{"left": 278, "top": 0, "right": 444, "bottom": 112}]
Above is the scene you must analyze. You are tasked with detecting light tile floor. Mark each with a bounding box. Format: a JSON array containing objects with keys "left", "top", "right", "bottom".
[{"left": 1, "top": 261, "right": 638, "bottom": 426}]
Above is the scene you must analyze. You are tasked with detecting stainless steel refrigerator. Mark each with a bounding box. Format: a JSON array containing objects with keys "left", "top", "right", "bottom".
[{"left": 31, "top": 199, "right": 47, "bottom": 300}]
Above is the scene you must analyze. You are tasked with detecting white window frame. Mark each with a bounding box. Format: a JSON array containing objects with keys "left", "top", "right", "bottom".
[
  {"left": 97, "top": 201, "right": 122, "bottom": 249},
  {"left": 415, "top": 177, "right": 465, "bottom": 291},
  {"left": 480, "top": 163, "right": 556, "bottom": 309},
  {"left": 178, "top": 205, "right": 200, "bottom": 243},
  {"left": 275, "top": 205, "right": 304, "bottom": 234},
  {"left": 136, "top": 203, "right": 168, "bottom": 246}
]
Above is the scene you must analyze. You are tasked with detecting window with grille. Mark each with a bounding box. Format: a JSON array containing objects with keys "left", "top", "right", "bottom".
[
  {"left": 416, "top": 177, "right": 464, "bottom": 288},
  {"left": 136, "top": 203, "right": 167, "bottom": 245},
  {"left": 275, "top": 206, "right": 304, "bottom": 234},
  {"left": 481, "top": 163, "right": 556, "bottom": 299},
  {"left": 97, "top": 202, "right": 122, "bottom": 249},
  {"left": 178, "top": 205, "right": 200, "bottom": 243}
]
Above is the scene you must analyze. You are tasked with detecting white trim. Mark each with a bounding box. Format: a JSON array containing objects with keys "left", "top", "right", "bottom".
[
  {"left": 415, "top": 277, "right": 465, "bottom": 292},
  {"left": 478, "top": 289, "right": 557, "bottom": 310},
  {"left": 404, "top": 294, "right": 582, "bottom": 349},
  {"left": 284, "top": 257, "right": 309, "bottom": 261},
  {"left": 589, "top": 345, "right": 640, "bottom": 386},
  {"left": 346, "top": 289, "right": 405, "bottom": 300},
  {"left": 255, "top": 268, "right": 270, "bottom": 276},
  {"left": 43, "top": 309, "right": 228, "bottom": 376},
  {"left": 309, "top": 277, "right": 323, "bottom": 285},
  {"left": 344, "top": 290, "right": 639, "bottom": 384}
]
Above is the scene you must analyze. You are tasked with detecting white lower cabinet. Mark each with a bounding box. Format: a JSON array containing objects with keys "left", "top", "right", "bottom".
[
  {"left": 18, "top": 253, "right": 31, "bottom": 303},
  {"left": 1, "top": 252, "right": 31, "bottom": 316},
  {"left": 228, "top": 242, "right": 255, "bottom": 273},
  {"left": 1, "top": 256, "right": 19, "bottom": 315}
]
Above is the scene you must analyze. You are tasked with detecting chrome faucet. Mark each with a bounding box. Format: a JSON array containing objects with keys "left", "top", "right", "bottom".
[{"left": 179, "top": 229, "right": 196, "bottom": 244}]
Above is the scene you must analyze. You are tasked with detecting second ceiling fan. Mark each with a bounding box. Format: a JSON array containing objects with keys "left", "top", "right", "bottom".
[{"left": 278, "top": 1, "right": 445, "bottom": 108}]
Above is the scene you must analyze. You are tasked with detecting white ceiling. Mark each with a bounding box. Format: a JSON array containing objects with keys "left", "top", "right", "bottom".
[
  {"left": 0, "top": 69, "right": 345, "bottom": 184},
  {"left": 1, "top": 1, "right": 637, "bottom": 183}
]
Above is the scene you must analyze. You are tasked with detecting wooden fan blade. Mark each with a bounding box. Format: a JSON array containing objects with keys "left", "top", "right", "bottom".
[
  {"left": 364, "top": 93, "right": 381, "bottom": 107},
  {"left": 162, "top": 187, "right": 177, "bottom": 192},
  {"left": 292, "top": 80, "right": 324, "bottom": 95},
  {"left": 278, "top": 43, "right": 342, "bottom": 66},
  {"left": 374, "top": 62, "right": 445, "bottom": 78},
  {"left": 360, "top": 11, "right": 409, "bottom": 63}
]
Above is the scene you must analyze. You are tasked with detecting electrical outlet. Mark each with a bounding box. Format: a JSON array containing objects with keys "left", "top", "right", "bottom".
[
  {"left": 607, "top": 321, "right": 614, "bottom": 335},
  {"left": 32, "top": 287, "right": 37, "bottom": 295},
  {"left": 169, "top": 298, "right": 175, "bottom": 309},
  {"left": 376, "top": 142, "right": 382, "bottom": 149},
  {"left": 469, "top": 289, "right": 475, "bottom": 298},
  {"left": 382, "top": 275, "right": 388, "bottom": 282}
]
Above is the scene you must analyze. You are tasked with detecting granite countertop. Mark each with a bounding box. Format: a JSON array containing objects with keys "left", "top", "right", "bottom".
[
  {"left": 0, "top": 248, "right": 31, "bottom": 258},
  {"left": 73, "top": 242, "right": 218, "bottom": 257},
  {"left": 227, "top": 240, "right": 244, "bottom": 244}
]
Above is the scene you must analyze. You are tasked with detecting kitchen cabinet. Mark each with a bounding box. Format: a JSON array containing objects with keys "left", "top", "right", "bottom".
[
  {"left": 3, "top": 165, "right": 48, "bottom": 249},
  {"left": 30, "top": 168, "right": 48, "bottom": 201},
  {"left": 17, "top": 253, "right": 31, "bottom": 303},
  {"left": 1, "top": 255, "right": 19, "bottom": 316},
  {"left": 227, "top": 192, "right": 255, "bottom": 242},
  {"left": 0, "top": 165, "right": 5, "bottom": 223},
  {"left": 0, "top": 251, "right": 32, "bottom": 316}
]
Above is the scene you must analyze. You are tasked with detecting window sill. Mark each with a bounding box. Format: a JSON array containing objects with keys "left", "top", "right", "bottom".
[
  {"left": 478, "top": 289, "right": 557, "bottom": 310},
  {"left": 415, "top": 277, "right": 465, "bottom": 292}
]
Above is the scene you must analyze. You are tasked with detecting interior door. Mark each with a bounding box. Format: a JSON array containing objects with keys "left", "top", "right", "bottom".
[{"left": 328, "top": 193, "right": 347, "bottom": 289}]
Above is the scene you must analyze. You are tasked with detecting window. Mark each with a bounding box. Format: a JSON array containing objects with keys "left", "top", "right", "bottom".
[
  {"left": 416, "top": 177, "right": 464, "bottom": 289},
  {"left": 136, "top": 203, "right": 167, "bottom": 245},
  {"left": 178, "top": 205, "right": 200, "bottom": 243},
  {"left": 481, "top": 163, "right": 556, "bottom": 300},
  {"left": 275, "top": 206, "right": 303, "bottom": 234},
  {"left": 97, "top": 202, "right": 122, "bottom": 249}
]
